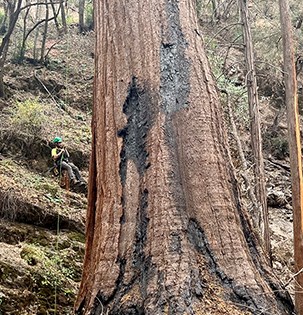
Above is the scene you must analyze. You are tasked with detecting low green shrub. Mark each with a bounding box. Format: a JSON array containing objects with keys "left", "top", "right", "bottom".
[
  {"left": 10, "top": 99, "right": 46, "bottom": 135},
  {"left": 20, "top": 244, "right": 75, "bottom": 290},
  {"left": 20, "top": 244, "right": 44, "bottom": 266}
]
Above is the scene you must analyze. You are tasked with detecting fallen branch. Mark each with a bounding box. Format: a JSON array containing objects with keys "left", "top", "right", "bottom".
[
  {"left": 267, "top": 156, "right": 290, "bottom": 172},
  {"left": 283, "top": 267, "right": 303, "bottom": 288}
]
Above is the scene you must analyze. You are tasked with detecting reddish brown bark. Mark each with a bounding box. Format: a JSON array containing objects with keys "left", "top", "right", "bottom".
[
  {"left": 279, "top": 0, "right": 303, "bottom": 314},
  {"left": 75, "top": 1, "right": 294, "bottom": 314}
]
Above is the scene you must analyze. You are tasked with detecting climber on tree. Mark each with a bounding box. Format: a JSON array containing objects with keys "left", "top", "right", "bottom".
[{"left": 51, "top": 137, "right": 85, "bottom": 186}]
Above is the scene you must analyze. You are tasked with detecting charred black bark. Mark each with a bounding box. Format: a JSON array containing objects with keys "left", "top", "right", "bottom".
[
  {"left": 88, "top": 78, "right": 156, "bottom": 314},
  {"left": 160, "top": 1, "right": 190, "bottom": 115},
  {"left": 118, "top": 77, "right": 153, "bottom": 181}
]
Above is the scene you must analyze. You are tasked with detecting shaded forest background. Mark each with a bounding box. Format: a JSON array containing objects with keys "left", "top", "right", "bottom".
[{"left": 0, "top": 0, "right": 302, "bottom": 313}]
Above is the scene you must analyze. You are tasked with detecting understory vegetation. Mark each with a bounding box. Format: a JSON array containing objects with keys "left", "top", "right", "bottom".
[
  {"left": 0, "top": 10, "right": 93, "bottom": 312},
  {"left": 198, "top": 0, "right": 302, "bottom": 300}
]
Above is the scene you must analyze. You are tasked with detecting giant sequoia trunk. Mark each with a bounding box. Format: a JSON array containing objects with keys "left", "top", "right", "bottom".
[{"left": 75, "top": 1, "right": 294, "bottom": 314}]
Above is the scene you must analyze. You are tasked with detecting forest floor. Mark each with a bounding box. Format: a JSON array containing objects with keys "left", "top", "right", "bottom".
[{"left": 0, "top": 27, "right": 297, "bottom": 314}]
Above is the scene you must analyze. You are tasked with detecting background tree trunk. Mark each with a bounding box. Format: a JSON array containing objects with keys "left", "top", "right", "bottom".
[
  {"left": 0, "top": 0, "right": 22, "bottom": 97},
  {"left": 50, "top": 0, "right": 61, "bottom": 35},
  {"left": 238, "top": 0, "right": 270, "bottom": 258},
  {"left": 40, "top": 0, "right": 49, "bottom": 63},
  {"left": 78, "top": 0, "right": 85, "bottom": 33},
  {"left": 19, "top": 1, "right": 30, "bottom": 63},
  {"left": 279, "top": 0, "right": 303, "bottom": 314},
  {"left": 75, "top": 0, "right": 294, "bottom": 314},
  {"left": 59, "top": 0, "right": 67, "bottom": 34},
  {"left": 33, "top": 5, "right": 41, "bottom": 61},
  {"left": 0, "top": 1, "right": 9, "bottom": 34}
]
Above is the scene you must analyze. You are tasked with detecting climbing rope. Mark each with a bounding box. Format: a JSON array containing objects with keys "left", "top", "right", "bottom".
[
  {"left": 54, "top": 151, "right": 64, "bottom": 315},
  {"left": 53, "top": 29, "right": 74, "bottom": 314}
]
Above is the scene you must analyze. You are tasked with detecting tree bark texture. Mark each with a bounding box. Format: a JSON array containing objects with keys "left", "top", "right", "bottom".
[
  {"left": 75, "top": 1, "right": 294, "bottom": 314},
  {"left": 239, "top": 0, "right": 270, "bottom": 257},
  {"left": 279, "top": 0, "right": 303, "bottom": 314}
]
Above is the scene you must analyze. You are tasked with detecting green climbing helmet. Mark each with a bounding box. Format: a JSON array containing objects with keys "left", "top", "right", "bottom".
[{"left": 53, "top": 136, "right": 62, "bottom": 143}]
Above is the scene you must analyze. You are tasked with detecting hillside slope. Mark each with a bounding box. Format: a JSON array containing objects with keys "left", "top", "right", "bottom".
[{"left": 0, "top": 30, "right": 93, "bottom": 314}]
